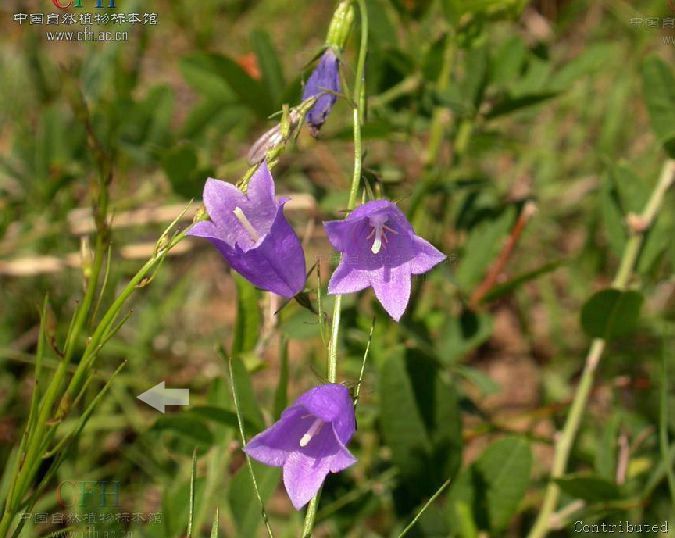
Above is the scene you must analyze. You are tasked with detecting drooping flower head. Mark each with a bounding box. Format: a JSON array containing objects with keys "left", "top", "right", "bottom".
[
  {"left": 188, "top": 162, "right": 306, "bottom": 298},
  {"left": 302, "top": 48, "right": 340, "bottom": 134},
  {"left": 244, "top": 384, "right": 356, "bottom": 510},
  {"left": 323, "top": 200, "right": 446, "bottom": 321}
]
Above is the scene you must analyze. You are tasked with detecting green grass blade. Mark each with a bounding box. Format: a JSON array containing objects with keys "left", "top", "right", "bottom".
[
  {"left": 397, "top": 477, "right": 452, "bottom": 538},
  {"left": 224, "top": 351, "right": 275, "bottom": 538},
  {"left": 210, "top": 508, "right": 219, "bottom": 538},
  {"left": 188, "top": 448, "right": 197, "bottom": 538}
]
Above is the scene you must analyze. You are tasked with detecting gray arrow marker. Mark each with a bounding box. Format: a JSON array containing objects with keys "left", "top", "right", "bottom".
[{"left": 137, "top": 381, "right": 190, "bottom": 413}]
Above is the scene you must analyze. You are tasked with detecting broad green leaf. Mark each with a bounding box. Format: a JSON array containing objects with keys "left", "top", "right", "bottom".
[
  {"left": 228, "top": 461, "right": 280, "bottom": 538},
  {"left": 379, "top": 348, "right": 431, "bottom": 478},
  {"left": 161, "top": 142, "right": 200, "bottom": 199},
  {"left": 251, "top": 30, "right": 285, "bottom": 108},
  {"left": 455, "top": 365, "right": 500, "bottom": 396},
  {"left": 462, "top": 46, "right": 488, "bottom": 111},
  {"left": 473, "top": 436, "right": 532, "bottom": 531},
  {"left": 423, "top": 33, "right": 449, "bottom": 82},
  {"left": 446, "top": 470, "right": 478, "bottom": 538},
  {"left": 580, "top": 288, "right": 643, "bottom": 340},
  {"left": 555, "top": 474, "right": 622, "bottom": 503},
  {"left": 601, "top": 173, "right": 628, "bottom": 256},
  {"left": 641, "top": 55, "right": 675, "bottom": 156},
  {"left": 609, "top": 162, "right": 649, "bottom": 215},
  {"left": 232, "top": 275, "right": 261, "bottom": 357},
  {"left": 438, "top": 308, "right": 493, "bottom": 364},
  {"left": 491, "top": 35, "right": 527, "bottom": 89}
]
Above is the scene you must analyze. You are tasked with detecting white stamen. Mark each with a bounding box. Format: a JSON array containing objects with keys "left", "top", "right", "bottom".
[
  {"left": 299, "top": 418, "right": 324, "bottom": 447},
  {"left": 371, "top": 225, "right": 383, "bottom": 254},
  {"left": 233, "top": 206, "right": 260, "bottom": 242}
]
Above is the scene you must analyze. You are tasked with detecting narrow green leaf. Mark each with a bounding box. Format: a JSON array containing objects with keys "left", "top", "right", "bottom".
[
  {"left": 641, "top": 55, "right": 675, "bottom": 156},
  {"left": 151, "top": 415, "right": 214, "bottom": 446},
  {"left": 580, "top": 288, "right": 643, "bottom": 340},
  {"left": 210, "top": 508, "right": 219, "bottom": 538},
  {"left": 273, "top": 335, "right": 289, "bottom": 420},
  {"left": 481, "top": 260, "right": 563, "bottom": 303},
  {"left": 555, "top": 474, "right": 622, "bottom": 503},
  {"left": 455, "top": 208, "right": 515, "bottom": 291},
  {"left": 486, "top": 91, "right": 558, "bottom": 119},
  {"left": 187, "top": 449, "right": 197, "bottom": 538},
  {"left": 232, "top": 274, "right": 261, "bottom": 357},
  {"left": 473, "top": 436, "right": 532, "bottom": 531}
]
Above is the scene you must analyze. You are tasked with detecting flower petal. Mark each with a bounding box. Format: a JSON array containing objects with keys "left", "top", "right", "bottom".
[
  {"left": 241, "top": 162, "right": 278, "bottom": 237},
  {"left": 328, "top": 260, "right": 371, "bottom": 295},
  {"left": 281, "top": 422, "right": 356, "bottom": 509},
  {"left": 201, "top": 178, "right": 249, "bottom": 247},
  {"left": 409, "top": 236, "right": 447, "bottom": 275},
  {"left": 223, "top": 202, "right": 306, "bottom": 297},
  {"left": 187, "top": 220, "right": 220, "bottom": 240},
  {"left": 283, "top": 451, "right": 331, "bottom": 509},
  {"left": 243, "top": 407, "right": 308, "bottom": 467},
  {"left": 295, "top": 384, "right": 355, "bottom": 445},
  {"left": 371, "top": 264, "right": 412, "bottom": 322}
]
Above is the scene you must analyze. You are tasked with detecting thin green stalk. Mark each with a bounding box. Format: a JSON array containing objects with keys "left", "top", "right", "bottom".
[
  {"left": 526, "top": 159, "right": 675, "bottom": 538},
  {"left": 227, "top": 355, "right": 275, "bottom": 538},
  {"left": 303, "top": 2, "right": 368, "bottom": 537},
  {"left": 397, "top": 478, "right": 452, "bottom": 538}
]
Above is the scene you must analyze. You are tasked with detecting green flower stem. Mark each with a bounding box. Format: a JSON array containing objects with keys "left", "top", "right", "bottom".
[
  {"left": 303, "top": 1, "right": 368, "bottom": 536},
  {"left": 526, "top": 159, "right": 675, "bottom": 538}
]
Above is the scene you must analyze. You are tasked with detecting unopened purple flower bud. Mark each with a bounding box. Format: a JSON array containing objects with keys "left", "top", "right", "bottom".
[{"left": 302, "top": 48, "right": 340, "bottom": 135}]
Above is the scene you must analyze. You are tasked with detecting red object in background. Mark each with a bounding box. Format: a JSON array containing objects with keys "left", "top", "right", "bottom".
[{"left": 237, "top": 53, "right": 261, "bottom": 80}]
